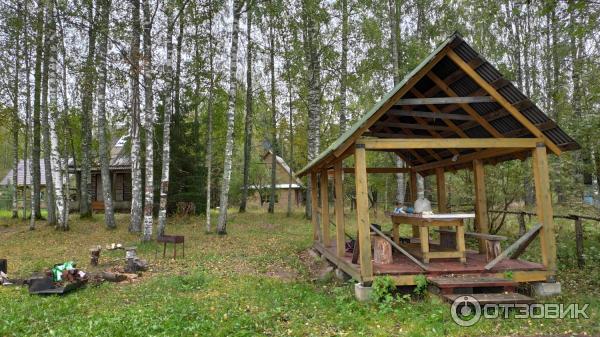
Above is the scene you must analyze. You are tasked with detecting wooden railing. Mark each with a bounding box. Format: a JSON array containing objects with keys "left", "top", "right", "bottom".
[{"left": 489, "top": 210, "right": 600, "bottom": 269}]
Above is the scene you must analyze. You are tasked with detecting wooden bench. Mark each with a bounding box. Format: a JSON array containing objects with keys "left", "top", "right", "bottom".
[
  {"left": 436, "top": 229, "right": 507, "bottom": 262},
  {"left": 91, "top": 201, "right": 105, "bottom": 214}
]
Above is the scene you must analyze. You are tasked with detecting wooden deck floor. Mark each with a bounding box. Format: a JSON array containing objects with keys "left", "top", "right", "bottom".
[{"left": 315, "top": 242, "right": 545, "bottom": 278}]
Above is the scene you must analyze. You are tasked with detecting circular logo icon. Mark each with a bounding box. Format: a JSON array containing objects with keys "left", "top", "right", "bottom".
[{"left": 451, "top": 295, "right": 481, "bottom": 327}]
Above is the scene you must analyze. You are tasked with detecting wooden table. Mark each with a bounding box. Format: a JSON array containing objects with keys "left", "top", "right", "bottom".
[{"left": 390, "top": 213, "right": 474, "bottom": 263}]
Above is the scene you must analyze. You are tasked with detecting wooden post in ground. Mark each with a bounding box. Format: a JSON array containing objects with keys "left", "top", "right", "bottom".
[
  {"left": 320, "top": 169, "right": 331, "bottom": 247},
  {"left": 436, "top": 167, "right": 447, "bottom": 212},
  {"left": 355, "top": 144, "right": 373, "bottom": 282},
  {"left": 518, "top": 212, "right": 527, "bottom": 236},
  {"left": 574, "top": 217, "right": 584, "bottom": 269},
  {"left": 310, "top": 172, "right": 319, "bottom": 241},
  {"left": 473, "top": 159, "right": 489, "bottom": 254},
  {"left": 410, "top": 169, "right": 419, "bottom": 239},
  {"left": 334, "top": 161, "right": 345, "bottom": 257},
  {"left": 532, "top": 143, "right": 556, "bottom": 272}
]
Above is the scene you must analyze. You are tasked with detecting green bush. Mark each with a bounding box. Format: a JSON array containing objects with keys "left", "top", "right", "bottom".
[{"left": 372, "top": 275, "right": 396, "bottom": 302}]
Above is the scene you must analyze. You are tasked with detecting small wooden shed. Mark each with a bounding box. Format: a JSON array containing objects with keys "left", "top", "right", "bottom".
[{"left": 296, "top": 33, "right": 579, "bottom": 286}]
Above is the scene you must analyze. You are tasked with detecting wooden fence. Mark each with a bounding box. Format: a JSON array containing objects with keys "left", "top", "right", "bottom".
[{"left": 489, "top": 210, "right": 600, "bottom": 269}]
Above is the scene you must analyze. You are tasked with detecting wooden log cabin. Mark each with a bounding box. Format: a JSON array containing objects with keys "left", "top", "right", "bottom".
[
  {"left": 71, "top": 136, "right": 132, "bottom": 212},
  {"left": 295, "top": 33, "right": 579, "bottom": 288}
]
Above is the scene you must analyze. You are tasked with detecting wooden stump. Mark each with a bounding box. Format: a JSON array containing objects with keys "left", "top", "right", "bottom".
[
  {"left": 90, "top": 247, "right": 101, "bottom": 266},
  {"left": 373, "top": 237, "right": 393, "bottom": 264},
  {"left": 485, "top": 240, "right": 502, "bottom": 262}
]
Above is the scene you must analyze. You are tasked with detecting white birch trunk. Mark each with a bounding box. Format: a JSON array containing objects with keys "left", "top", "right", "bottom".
[
  {"left": 205, "top": 0, "right": 215, "bottom": 232},
  {"left": 11, "top": 14, "right": 20, "bottom": 219},
  {"left": 157, "top": 0, "right": 174, "bottom": 237},
  {"left": 142, "top": 0, "right": 155, "bottom": 241},
  {"left": 47, "top": 4, "right": 67, "bottom": 230},
  {"left": 96, "top": 0, "right": 116, "bottom": 229},
  {"left": 130, "top": 0, "right": 143, "bottom": 233},
  {"left": 217, "top": 0, "right": 242, "bottom": 234}
]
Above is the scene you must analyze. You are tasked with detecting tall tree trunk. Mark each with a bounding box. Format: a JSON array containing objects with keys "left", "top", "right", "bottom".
[
  {"left": 268, "top": 18, "right": 277, "bottom": 214},
  {"left": 11, "top": 7, "right": 21, "bottom": 219},
  {"left": 31, "top": 0, "right": 45, "bottom": 229},
  {"left": 302, "top": 0, "right": 321, "bottom": 219},
  {"left": 96, "top": 0, "right": 115, "bottom": 229},
  {"left": 388, "top": 0, "right": 404, "bottom": 204},
  {"left": 142, "top": 0, "right": 154, "bottom": 240},
  {"left": 80, "top": 0, "right": 96, "bottom": 219},
  {"left": 173, "top": 1, "right": 184, "bottom": 119},
  {"left": 286, "top": 59, "right": 294, "bottom": 217},
  {"left": 130, "top": 0, "right": 143, "bottom": 233},
  {"left": 41, "top": 0, "right": 57, "bottom": 226},
  {"left": 205, "top": 0, "right": 215, "bottom": 232},
  {"left": 339, "top": 0, "right": 348, "bottom": 135},
  {"left": 239, "top": 4, "right": 253, "bottom": 214},
  {"left": 157, "top": 0, "right": 175, "bottom": 237},
  {"left": 23, "top": 0, "right": 31, "bottom": 221},
  {"left": 48, "top": 1, "right": 67, "bottom": 231},
  {"left": 216, "top": 0, "right": 242, "bottom": 235}
]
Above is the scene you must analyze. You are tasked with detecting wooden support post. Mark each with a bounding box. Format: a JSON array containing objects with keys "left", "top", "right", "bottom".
[
  {"left": 310, "top": 172, "right": 319, "bottom": 241},
  {"left": 532, "top": 144, "right": 556, "bottom": 272},
  {"left": 473, "top": 159, "right": 489, "bottom": 254},
  {"left": 436, "top": 167, "right": 447, "bottom": 212},
  {"left": 320, "top": 169, "right": 331, "bottom": 247},
  {"left": 419, "top": 226, "right": 430, "bottom": 264},
  {"left": 334, "top": 161, "right": 345, "bottom": 257},
  {"left": 574, "top": 217, "right": 585, "bottom": 269},
  {"left": 355, "top": 144, "right": 373, "bottom": 282},
  {"left": 410, "top": 170, "right": 419, "bottom": 238}
]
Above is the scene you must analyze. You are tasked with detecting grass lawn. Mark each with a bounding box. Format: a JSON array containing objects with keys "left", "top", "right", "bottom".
[{"left": 0, "top": 208, "right": 598, "bottom": 336}]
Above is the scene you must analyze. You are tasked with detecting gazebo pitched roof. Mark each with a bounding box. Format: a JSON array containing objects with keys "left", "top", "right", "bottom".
[{"left": 297, "top": 33, "right": 579, "bottom": 177}]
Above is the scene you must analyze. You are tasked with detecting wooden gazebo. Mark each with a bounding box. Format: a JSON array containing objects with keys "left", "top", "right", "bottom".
[{"left": 296, "top": 34, "right": 579, "bottom": 286}]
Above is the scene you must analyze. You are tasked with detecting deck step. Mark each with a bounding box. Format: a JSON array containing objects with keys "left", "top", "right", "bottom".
[
  {"left": 443, "top": 293, "right": 534, "bottom": 305},
  {"left": 428, "top": 276, "right": 518, "bottom": 295},
  {"left": 428, "top": 276, "right": 517, "bottom": 288}
]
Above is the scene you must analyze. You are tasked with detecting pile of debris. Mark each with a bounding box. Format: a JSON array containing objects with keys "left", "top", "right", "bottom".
[{"left": 28, "top": 261, "right": 89, "bottom": 295}]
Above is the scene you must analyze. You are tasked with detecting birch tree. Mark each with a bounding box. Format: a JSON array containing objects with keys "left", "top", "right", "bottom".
[
  {"left": 129, "top": 0, "right": 143, "bottom": 233},
  {"left": 10, "top": 4, "right": 21, "bottom": 219},
  {"left": 80, "top": 0, "right": 96, "bottom": 219},
  {"left": 157, "top": 0, "right": 175, "bottom": 237},
  {"left": 22, "top": 0, "right": 31, "bottom": 221},
  {"left": 47, "top": 2, "right": 68, "bottom": 231},
  {"left": 388, "top": 0, "right": 404, "bottom": 204},
  {"left": 217, "top": 0, "right": 243, "bottom": 235},
  {"left": 205, "top": 0, "right": 215, "bottom": 232},
  {"left": 142, "top": 0, "right": 154, "bottom": 240},
  {"left": 338, "top": 0, "right": 348, "bottom": 135},
  {"left": 268, "top": 7, "right": 277, "bottom": 215},
  {"left": 41, "top": 0, "right": 57, "bottom": 226},
  {"left": 302, "top": 0, "right": 321, "bottom": 219},
  {"left": 30, "top": 0, "right": 45, "bottom": 228},
  {"left": 96, "top": 0, "right": 115, "bottom": 229},
  {"left": 239, "top": 2, "right": 253, "bottom": 214}
]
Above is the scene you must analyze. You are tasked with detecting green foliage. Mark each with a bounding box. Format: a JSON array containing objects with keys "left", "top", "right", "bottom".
[
  {"left": 372, "top": 275, "right": 396, "bottom": 302},
  {"left": 414, "top": 274, "right": 428, "bottom": 296}
]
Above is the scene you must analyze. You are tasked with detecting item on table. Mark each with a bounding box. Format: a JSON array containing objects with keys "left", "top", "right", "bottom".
[{"left": 414, "top": 197, "right": 432, "bottom": 214}]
